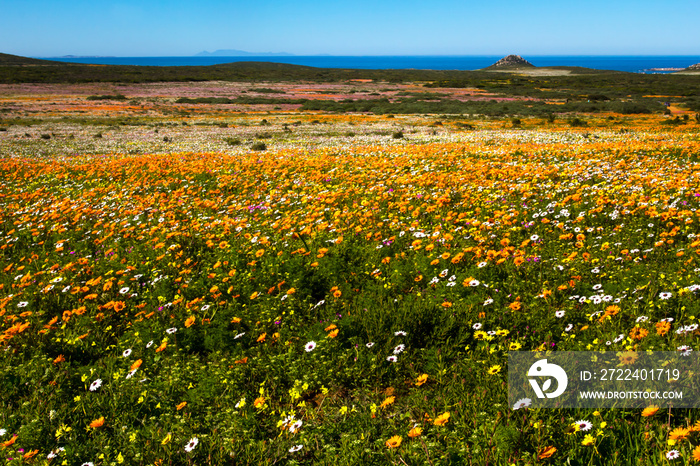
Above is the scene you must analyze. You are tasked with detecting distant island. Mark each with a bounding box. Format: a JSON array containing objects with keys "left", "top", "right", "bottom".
[{"left": 195, "top": 49, "right": 293, "bottom": 57}]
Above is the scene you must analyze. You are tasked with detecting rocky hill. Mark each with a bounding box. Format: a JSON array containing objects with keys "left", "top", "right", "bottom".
[
  {"left": 687, "top": 63, "right": 700, "bottom": 70},
  {"left": 484, "top": 55, "right": 535, "bottom": 70}
]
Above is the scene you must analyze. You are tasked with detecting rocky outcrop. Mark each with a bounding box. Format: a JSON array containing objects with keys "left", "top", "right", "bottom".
[
  {"left": 485, "top": 55, "right": 535, "bottom": 69},
  {"left": 687, "top": 63, "right": 700, "bottom": 70}
]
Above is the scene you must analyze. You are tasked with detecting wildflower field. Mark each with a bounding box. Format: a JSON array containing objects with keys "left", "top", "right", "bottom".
[{"left": 2, "top": 80, "right": 700, "bottom": 465}]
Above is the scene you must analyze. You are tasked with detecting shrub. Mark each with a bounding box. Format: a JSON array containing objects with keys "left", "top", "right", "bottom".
[
  {"left": 223, "top": 137, "right": 241, "bottom": 146},
  {"left": 251, "top": 142, "right": 267, "bottom": 151},
  {"left": 568, "top": 117, "right": 587, "bottom": 127},
  {"left": 392, "top": 131, "right": 404, "bottom": 139}
]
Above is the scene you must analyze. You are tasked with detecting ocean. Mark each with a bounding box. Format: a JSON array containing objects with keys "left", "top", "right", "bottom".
[{"left": 45, "top": 55, "right": 700, "bottom": 74}]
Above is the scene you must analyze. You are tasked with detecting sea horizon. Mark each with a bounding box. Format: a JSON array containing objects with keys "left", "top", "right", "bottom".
[{"left": 40, "top": 54, "right": 700, "bottom": 74}]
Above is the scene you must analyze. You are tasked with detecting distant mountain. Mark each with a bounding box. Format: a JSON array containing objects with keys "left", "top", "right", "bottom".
[
  {"left": 196, "top": 49, "right": 293, "bottom": 57},
  {"left": 0, "top": 52, "right": 72, "bottom": 66},
  {"left": 483, "top": 54, "right": 535, "bottom": 70}
]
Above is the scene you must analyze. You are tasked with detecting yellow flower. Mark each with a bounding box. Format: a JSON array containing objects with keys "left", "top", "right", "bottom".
[
  {"left": 414, "top": 374, "right": 428, "bottom": 386},
  {"left": 408, "top": 426, "right": 423, "bottom": 438},
  {"left": 176, "top": 401, "right": 187, "bottom": 411},
  {"left": 433, "top": 412, "right": 450, "bottom": 426},
  {"left": 184, "top": 315, "right": 196, "bottom": 328},
  {"left": 509, "top": 342, "right": 522, "bottom": 351},
  {"left": 385, "top": 435, "right": 402, "bottom": 448},
  {"left": 253, "top": 396, "right": 266, "bottom": 409},
  {"left": 487, "top": 365, "right": 502, "bottom": 375},
  {"left": 581, "top": 434, "right": 595, "bottom": 446}
]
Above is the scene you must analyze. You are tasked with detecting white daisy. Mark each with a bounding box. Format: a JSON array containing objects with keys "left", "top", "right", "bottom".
[
  {"left": 394, "top": 330, "right": 407, "bottom": 336},
  {"left": 469, "top": 279, "right": 480, "bottom": 287},
  {"left": 564, "top": 324, "right": 574, "bottom": 332},
  {"left": 473, "top": 323, "right": 482, "bottom": 330},
  {"left": 17, "top": 301, "right": 28, "bottom": 308},
  {"left": 666, "top": 450, "right": 680, "bottom": 460},
  {"left": 234, "top": 332, "right": 245, "bottom": 339},
  {"left": 289, "top": 420, "right": 303, "bottom": 433},
  {"left": 483, "top": 298, "right": 493, "bottom": 306},
  {"left": 146, "top": 340, "right": 154, "bottom": 348},
  {"left": 512, "top": 398, "right": 532, "bottom": 410},
  {"left": 677, "top": 345, "right": 693, "bottom": 356},
  {"left": 386, "top": 355, "right": 398, "bottom": 363},
  {"left": 0, "top": 428, "right": 5, "bottom": 436},
  {"left": 393, "top": 344, "right": 405, "bottom": 354},
  {"left": 184, "top": 437, "right": 199, "bottom": 453},
  {"left": 62, "top": 286, "right": 71, "bottom": 293},
  {"left": 659, "top": 292, "right": 672, "bottom": 300},
  {"left": 636, "top": 316, "right": 649, "bottom": 323},
  {"left": 574, "top": 420, "right": 593, "bottom": 431},
  {"left": 477, "top": 261, "right": 487, "bottom": 268},
  {"left": 305, "top": 341, "right": 317, "bottom": 352},
  {"left": 166, "top": 328, "right": 177, "bottom": 334},
  {"left": 126, "top": 369, "right": 138, "bottom": 379},
  {"left": 122, "top": 349, "right": 132, "bottom": 357},
  {"left": 119, "top": 287, "right": 130, "bottom": 294},
  {"left": 89, "top": 379, "right": 102, "bottom": 391},
  {"left": 613, "top": 334, "right": 625, "bottom": 343},
  {"left": 555, "top": 310, "right": 566, "bottom": 318},
  {"left": 366, "top": 342, "right": 375, "bottom": 348},
  {"left": 289, "top": 444, "right": 303, "bottom": 453}
]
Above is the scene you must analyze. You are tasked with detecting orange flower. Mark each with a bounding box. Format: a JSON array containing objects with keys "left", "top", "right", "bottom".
[
  {"left": 379, "top": 396, "right": 395, "bottom": 409},
  {"left": 155, "top": 341, "right": 167, "bottom": 353},
  {"left": 255, "top": 248, "right": 265, "bottom": 257},
  {"left": 256, "top": 333, "right": 267, "bottom": 343},
  {"left": 641, "top": 405, "right": 659, "bottom": 417},
  {"left": 669, "top": 427, "right": 691, "bottom": 441},
  {"left": 184, "top": 315, "right": 196, "bottom": 328},
  {"left": 629, "top": 326, "right": 649, "bottom": 341},
  {"left": 433, "top": 412, "right": 450, "bottom": 426},
  {"left": 538, "top": 446, "right": 557, "bottom": 459},
  {"left": 414, "top": 374, "right": 428, "bottom": 386},
  {"left": 53, "top": 354, "right": 65, "bottom": 364},
  {"left": 692, "top": 445, "right": 700, "bottom": 462},
  {"left": 508, "top": 301, "right": 521, "bottom": 311},
  {"left": 1, "top": 435, "right": 17, "bottom": 448},
  {"left": 408, "top": 426, "right": 423, "bottom": 438},
  {"left": 89, "top": 416, "right": 105, "bottom": 428},
  {"left": 324, "top": 324, "right": 337, "bottom": 332},
  {"left": 385, "top": 435, "right": 402, "bottom": 449},
  {"left": 130, "top": 359, "right": 143, "bottom": 371},
  {"left": 231, "top": 317, "right": 242, "bottom": 324},
  {"left": 327, "top": 329, "right": 339, "bottom": 338},
  {"left": 333, "top": 289, "right": 342, "bottom": 298},
  {"left": 655, "top": 321, "right": 671, "bottom": 336},
  {"left": 253, "top": 396, "right": 266, "bottom": 409},
  {"left": 176, "top": 401, "right": 187, "bottom": 411}
]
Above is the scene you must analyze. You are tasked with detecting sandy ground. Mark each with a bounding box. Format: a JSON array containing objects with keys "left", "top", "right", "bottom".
[{"left": 483, "top": 68, "right": 575, "bottom": 76}]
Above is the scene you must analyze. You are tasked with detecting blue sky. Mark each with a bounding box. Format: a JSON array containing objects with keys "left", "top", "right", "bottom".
[{"left": 2, "top": 0, "right": 699, "bottom": 56}]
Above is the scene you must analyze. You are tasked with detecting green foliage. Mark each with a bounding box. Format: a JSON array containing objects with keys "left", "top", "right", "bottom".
[{"left": 251, "top": 141, "right": 267, "bottom": 151}]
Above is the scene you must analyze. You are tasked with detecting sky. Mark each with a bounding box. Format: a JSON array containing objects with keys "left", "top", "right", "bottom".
[{"left": 2, "top": 0, "right": 699, "bottom": 57}]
